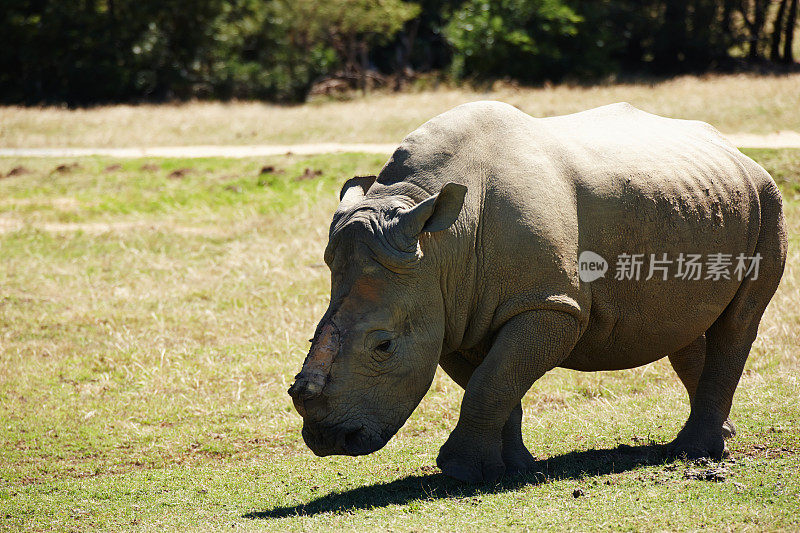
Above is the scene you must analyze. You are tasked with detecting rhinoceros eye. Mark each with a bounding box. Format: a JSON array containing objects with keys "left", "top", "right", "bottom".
[{"left": 366, "top": 331, "right": 395, "bottom": 361}]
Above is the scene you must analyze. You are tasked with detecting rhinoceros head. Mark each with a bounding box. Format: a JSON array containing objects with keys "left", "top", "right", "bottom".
[{"left": 288, "top": 175, "right": 467, "bottom": 456}]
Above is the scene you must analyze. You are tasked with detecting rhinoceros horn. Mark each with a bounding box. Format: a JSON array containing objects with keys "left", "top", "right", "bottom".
[{"left": 287, "top": 322, "right": 340, "bottom": 416}]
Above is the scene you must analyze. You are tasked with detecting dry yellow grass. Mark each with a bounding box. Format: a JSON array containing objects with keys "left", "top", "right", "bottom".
[{"left": 1, "top": 73, "right": 799, "bottom": 149}]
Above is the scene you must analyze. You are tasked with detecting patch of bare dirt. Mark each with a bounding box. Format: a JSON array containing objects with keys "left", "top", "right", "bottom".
[
  {"left": 140, "top": 163, "right": 160, "bottom": 172},
  {"left": 167, "top": 168, "right": 194, "bottom": 179},
  {"left": 0, "top": 197, "right": 81, "bottom": 209},
  {"left": 740, "top": 442, "right": 798, "bottom": 458},
  {"left": 725, "top": 130, "right": 800, "bottom": 149},
  {"left": 4, "top": 166, "right": 31, "bottom": 178},
  {"left": 683, "top": 464, "right": 728, "bottom": 482},
  {"left": 0, "top": 134, "right": 796, "bottom": 160},
  {"left": 104, "top": 164, "right": 123, "bottom": 173},
  {"left": 0, "top": 216, "right": 23, "bottom": 232},
  {"left": 53, "top": 162, "right": 80, "bottom": 173},
  {"left": 295, "top": 168, "right": 323, "bottom": 181}
]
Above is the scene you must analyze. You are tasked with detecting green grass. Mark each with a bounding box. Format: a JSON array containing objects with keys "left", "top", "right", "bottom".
[
  {"left": 1, "top": 150, "right": 799, "bottom": 531},
  {"left": 0, "top": 155, "right": 384, "bottom": 223}
]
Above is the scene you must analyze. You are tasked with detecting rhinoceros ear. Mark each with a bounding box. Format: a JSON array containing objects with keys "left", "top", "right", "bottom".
[
  {"left": 338, "top": 175, "right": 377, "bottom": 207},
  {"left": 398, "top": 182, "right": 467, "bottom": 240}
]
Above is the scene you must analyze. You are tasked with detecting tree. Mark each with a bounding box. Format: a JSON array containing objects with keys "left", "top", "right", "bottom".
[
  {"left": 771, "top": 0, "right": 789, "bottom": 61},
  {"left": 208, "top": 0, "right": 337, "bottom": 102},
  {"left": 0, "top": 0, "right": 227, "bottom": 104},
  {"left": 444, "top": 0, "right": 588, "bottom": 82},
  {"left": 291, "top": 0, "right": 420, "bottom": 92},
  {"left": 736, "top": 0, "right": 768, "bottom": 60},
  {"left": 784, "top": 0, "right": 799, "bottom": 62},
  {"left": 1, "top": 0, "right": 797, "bottom": 105}
]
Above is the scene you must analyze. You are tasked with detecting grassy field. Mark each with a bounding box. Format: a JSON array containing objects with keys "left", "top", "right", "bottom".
[
  {"left": 1, "top": 74, "right": 799, "bottom": 149},
  {"left": 0, "top": 148, "right": 799, "bottom": 531}
]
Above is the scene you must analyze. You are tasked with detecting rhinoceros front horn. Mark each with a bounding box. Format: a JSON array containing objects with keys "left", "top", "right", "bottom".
[{"left": 287, "top": 322, "right": 340, "bottom": 416}]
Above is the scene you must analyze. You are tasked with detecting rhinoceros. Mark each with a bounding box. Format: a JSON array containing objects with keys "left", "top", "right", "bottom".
[{"left": 288, "top": 101, "right": 787, "bottom": 483}]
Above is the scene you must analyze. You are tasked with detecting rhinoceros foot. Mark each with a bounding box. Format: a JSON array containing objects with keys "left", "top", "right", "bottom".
[
  {"left": 668, "top": 422, "right": 728, "bottom": 460},
  {"left": 436, "top": 427, "right": 505, "bottom": 483},
  {"left": 501, "top": 444, "right": 537, "bottom": 476}
]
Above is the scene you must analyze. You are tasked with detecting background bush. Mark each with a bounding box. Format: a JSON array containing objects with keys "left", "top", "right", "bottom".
[{"left": 0, "top": 0, "right": 797, "bottom": 105}]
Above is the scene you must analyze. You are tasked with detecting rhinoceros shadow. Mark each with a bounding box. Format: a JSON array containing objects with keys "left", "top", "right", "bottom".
[{"left": 244, "top": 442, "right": 670, "bottom": 520}]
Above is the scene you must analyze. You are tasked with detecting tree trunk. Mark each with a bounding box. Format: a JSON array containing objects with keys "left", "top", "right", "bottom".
[
  {"left": 395, "top": 18, "right": 419, "bottom": 92},
  {"left": 784, "top": 0, "right": 799, "bottom": 63},
  {"left": 748, "top": 0, "right": 766, "bottom": 59},
  {"left": 657, "top": 0, "right": 688, "bottom": 70},
  {"left": 692, "top": 0, "right": 721, "bottom": 63},
  {"left": 771, "top": 0, "right": 789, "bottom": 61},
  {"left": 722, "top": 0, "right": 736, "bottom": 36},
  {"left": 359, "top": 40, "right": 368, "bottom": 94}
]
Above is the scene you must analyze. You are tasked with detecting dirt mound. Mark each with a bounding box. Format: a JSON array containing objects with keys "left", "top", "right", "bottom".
[
  {"left": 4, "top": 166, "right": 31, "bottom": 178},
  {"left": 167, "top": 168, "right": 194, "bottom": 179},
  {"left": 295, "top": 168, "right": 323, "bottom": 181},
  {"left": 53, "top": 162, "right": 80, "bottom": 173}
]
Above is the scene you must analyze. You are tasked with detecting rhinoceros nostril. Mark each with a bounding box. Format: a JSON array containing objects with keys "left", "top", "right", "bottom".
[
  {"left": 288, "top": 371, "right": 326, "bottom": 400},
  {"left": 288, "top": 374, "right": 326, "bottom": 417},
  {"left": 287, "top": 381, "right": 303, "bottom": 400},
  {"left": 291, "top": 395, "right": 307, "bottom": 418}
]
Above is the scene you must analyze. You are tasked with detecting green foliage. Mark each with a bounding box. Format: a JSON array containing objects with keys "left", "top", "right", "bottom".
[
  {"left": 0, "top": 0, "right": 228, "bottom": 103},
  {"left": 443, "top": 0, "right": 753, "bottom": 82},
  {"left": 0, "top": 0, "right": 415, "bottom": 104},
  {"left": 286, "top": 0, "right": 420, "bottom": 85},
  {"left": 587, "top": 0, "right": 735, "bottom": 72},
  {"left": 207, "top": 0, "right": 337, "bottom": 102},
  {"left": 0, "top": 0, "right": 797, "bottom": 104},
  {"left": 444, "top": 0, "right": 589, "bottom": 81},
  {"left": 305, "top": 0, "right": 421, "bottom": 41}
]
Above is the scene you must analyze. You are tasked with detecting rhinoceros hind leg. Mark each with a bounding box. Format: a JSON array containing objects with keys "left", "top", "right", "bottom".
[
  {"left": 670, "top": 185, "right": 785, "bottom": 459},
  {"left": 668, "top": 334, "right": 735, "bottom": 439}
]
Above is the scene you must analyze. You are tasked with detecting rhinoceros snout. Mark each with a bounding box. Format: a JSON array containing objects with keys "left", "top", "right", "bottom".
[
  {"left": 301, "top": 423, "right": 386, "bottom": 457},
  {"left": 288, "top": 373, "right": 324, "bottom": 400},
  {"left": 287, "top": 373, "right": 327, "bottom": 417}
]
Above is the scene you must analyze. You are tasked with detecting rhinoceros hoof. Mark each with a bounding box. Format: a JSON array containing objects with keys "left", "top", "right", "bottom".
[
  {"left": 669, "top": 426, "right": 727, "bottom": 460},
  {"left": 437, "top": 453, "right": 505, "bottom": 483},
  {"left": 502, "top": 445, "right": 537, "bottom": 475},
  {"left": 437, "top": 432, "right": 505, "bottom": 483}
]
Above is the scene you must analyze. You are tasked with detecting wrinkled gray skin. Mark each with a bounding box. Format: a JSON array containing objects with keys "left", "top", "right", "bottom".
[{"left": 288, "top": 102, "right": 788, "bottom": 483}]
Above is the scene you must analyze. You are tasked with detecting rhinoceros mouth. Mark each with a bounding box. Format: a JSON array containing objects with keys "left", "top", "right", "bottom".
[{"left": 302, "top": 423, "right": 389, "bottom": 457}]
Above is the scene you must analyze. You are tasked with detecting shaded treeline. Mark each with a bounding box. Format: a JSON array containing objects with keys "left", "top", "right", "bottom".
[{"left": 1, "top": 0, "right": 798, "bottom": 105}]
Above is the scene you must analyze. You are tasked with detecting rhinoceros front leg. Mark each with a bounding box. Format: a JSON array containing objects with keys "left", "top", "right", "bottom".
[
  {"left": 440, "top": 353, "right": 536, "bottom": 475},
  {"left": 437, "top": 310, "right": 579, "bottom": 483},
  {"left": 500, "top": 403, "right": 537, "bottom": 474}
]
